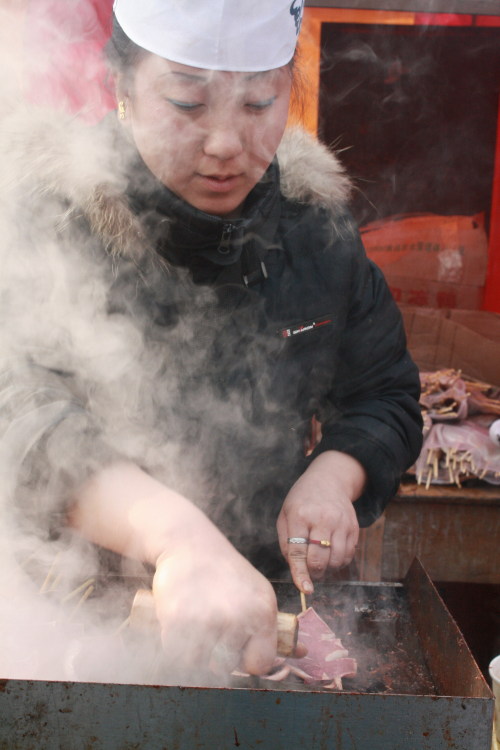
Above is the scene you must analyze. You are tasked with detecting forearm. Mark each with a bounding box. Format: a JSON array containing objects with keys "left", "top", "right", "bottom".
[
  {"left": 304, "top": 450, "right": 367, "bottom": 502},
  {"left": 68, "top": 461, "right": 224, "bottom": 566},
  {"left": 315, "top": 406, "right": 421, "bottom": 527},
  {"left": 69, "top": 461, "right": 280, "bottom": 677}
]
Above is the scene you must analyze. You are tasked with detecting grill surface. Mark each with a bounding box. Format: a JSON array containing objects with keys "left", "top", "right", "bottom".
[{"left": 252, "top": 578, "right": 438, "bottom": 695}]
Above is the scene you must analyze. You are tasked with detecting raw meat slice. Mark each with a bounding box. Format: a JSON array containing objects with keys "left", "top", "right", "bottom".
[{"left": 285, "top": 607, "right": 357, "bottom": 685}]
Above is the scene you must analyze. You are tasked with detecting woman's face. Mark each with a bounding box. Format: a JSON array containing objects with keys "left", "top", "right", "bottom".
[{"left": 122, "top": 54, "right": 292, "bottom": 217}]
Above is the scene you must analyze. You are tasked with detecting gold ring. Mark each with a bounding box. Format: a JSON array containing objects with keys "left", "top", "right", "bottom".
[{"left": 309, "top": 539, "right": 331, "bottom": 547}]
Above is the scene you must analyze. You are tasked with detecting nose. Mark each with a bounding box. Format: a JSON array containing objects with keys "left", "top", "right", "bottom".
[{"left": 202, "top": 118, "right": 244, "bottom": 161}]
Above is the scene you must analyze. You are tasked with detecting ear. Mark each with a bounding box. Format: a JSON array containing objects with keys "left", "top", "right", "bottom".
[
  {"left": 115, "top": 81, "right": 134, "bottom": 127},
  {"left": 114, "top": 73, "right": 129, "bottom": 104},
  {"left": 113, "top": 74, "right": 131, "bottom": 123}
]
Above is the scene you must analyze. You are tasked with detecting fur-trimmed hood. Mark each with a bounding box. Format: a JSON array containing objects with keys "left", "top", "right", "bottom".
[{"left": 0, "top": 105, "right": 351, "bottom": 260}]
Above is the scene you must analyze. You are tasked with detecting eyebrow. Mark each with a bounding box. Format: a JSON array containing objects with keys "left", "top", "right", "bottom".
[
  {"left": 245, "top": 71, "right": 270, "bottom": 81},
  {"left": 166, "top": 71, "right": 208, "bottom": 83}
]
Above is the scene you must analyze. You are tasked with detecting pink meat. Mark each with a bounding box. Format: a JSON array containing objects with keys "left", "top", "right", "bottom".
[
  {"left": 419, "top": 371, "right": 468, "bottom": 420},
  {"left": 414, "top": 418, "right": 500, "bottom": 486},
  {"left": 233, "top": 608, "right": 357, "bottom": 689},
  {"left": 285, "top": 607, "right": 357, "bottom": 684}
]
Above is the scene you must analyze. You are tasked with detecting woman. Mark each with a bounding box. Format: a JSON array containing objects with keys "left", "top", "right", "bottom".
[{"left": 0, "top": 0, "right": 422, "bottom": 680}]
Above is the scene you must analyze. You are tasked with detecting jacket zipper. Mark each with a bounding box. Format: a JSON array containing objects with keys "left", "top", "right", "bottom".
[{"left": 218, "top": 223, "right": 237, "bottom": 254}]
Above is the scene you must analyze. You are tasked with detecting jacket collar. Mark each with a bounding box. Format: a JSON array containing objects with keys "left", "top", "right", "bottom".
[
  {"left": 125, "top": 153, "right": 281, "bottom": 271},
  {"left": 0, "top": 107, "right": 351, "bottom": 265}
]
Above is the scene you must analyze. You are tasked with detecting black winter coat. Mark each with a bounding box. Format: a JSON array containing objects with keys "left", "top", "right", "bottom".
[
  {"left": 0, "top": 115, "right": 422, "bottom": 570},
  {"left": 118, "top": 148, "right": 423, "bottom": 549}
]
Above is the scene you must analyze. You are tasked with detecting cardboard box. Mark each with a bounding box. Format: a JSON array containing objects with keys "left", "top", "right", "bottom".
[
  {"left": 400, "top": 305, "right": 500, "bottom": 387},
  {"left": 360, "top": 213, "right": 489, "bottom": 309},
  {"left": 388, "top": 277, "right": 484, "bottom": 310}
]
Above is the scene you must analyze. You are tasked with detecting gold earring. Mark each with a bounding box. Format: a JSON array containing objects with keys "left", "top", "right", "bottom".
[{"left": 118, "top": 100, "right": 126, "bottom": 120}]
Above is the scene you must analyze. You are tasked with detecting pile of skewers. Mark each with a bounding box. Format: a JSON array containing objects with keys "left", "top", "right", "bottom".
[{"left": 413, "top": 369, "right": 500, "bottom": 488}]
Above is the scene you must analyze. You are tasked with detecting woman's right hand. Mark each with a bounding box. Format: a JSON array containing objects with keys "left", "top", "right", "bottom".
[
  {"left": 69, "top": 462, "right": 278, "bottom": 678},
  {"left": 152, "top": 528, "right": 279, "bottom": 679}
]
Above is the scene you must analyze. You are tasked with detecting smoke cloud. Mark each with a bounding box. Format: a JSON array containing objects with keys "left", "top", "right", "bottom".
[{"left": 0, "top": 3, "right": 300, "bottom": 686}]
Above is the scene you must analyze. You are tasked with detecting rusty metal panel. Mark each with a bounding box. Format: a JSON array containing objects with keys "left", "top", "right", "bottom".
[
  {"left": 0, "top": 679, "right": 494, "bottom": 750},
  {"left": 406, "top": 559, "right": 492, "bottom": 698}
]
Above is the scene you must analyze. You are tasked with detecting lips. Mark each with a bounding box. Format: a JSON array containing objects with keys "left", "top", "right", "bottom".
[
  {"left": 204, "top": 173, "right": 239, "bottom": 180},
  {"left": 197, "top": 173, "right": 243, "bottom": 193}
]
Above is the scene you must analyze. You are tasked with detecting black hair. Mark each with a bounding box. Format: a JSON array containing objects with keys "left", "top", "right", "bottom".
[{"left": 104, "top": 16, "right": 149, "bottom": 80}]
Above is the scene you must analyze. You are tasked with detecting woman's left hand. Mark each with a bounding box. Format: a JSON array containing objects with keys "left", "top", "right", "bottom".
[{"left": 276, "top": 451, "right": 365, "bottom": 593}]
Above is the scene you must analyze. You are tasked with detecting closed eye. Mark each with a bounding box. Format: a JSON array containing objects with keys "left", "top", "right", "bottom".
[
  {"left": 167, "top": 98, "right": 203, "bottom": 111},
  {"left": 246, "top": 96, "right": 277, "bottom": 111}
]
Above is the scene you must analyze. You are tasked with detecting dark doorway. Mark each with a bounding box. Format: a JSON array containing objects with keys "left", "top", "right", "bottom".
[{"left": 319, "top": 23, "right": 500, "bottom": 228}]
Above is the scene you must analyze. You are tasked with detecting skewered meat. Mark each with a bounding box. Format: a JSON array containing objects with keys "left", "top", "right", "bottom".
[
  {"left": 235, "top": 606, "right": 357, "bottom": 689},
  {"left": 419, "top": 370, "right": 468, "bottom": 421},
  {"left": 286, "top": 607, "right": 357, "bottom": 689},
  {"left": 415, "top": 418, "right": 500, "bottom": 488},
  {"left": 414, "top": 369, "right": 500, "bottom": 487}
]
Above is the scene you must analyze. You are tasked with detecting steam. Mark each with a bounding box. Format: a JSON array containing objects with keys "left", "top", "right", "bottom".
[
  {"left": 0, "top": 102, "right": 165, "bottom": 681},
  {"left": 0, "top": 104, "right": 281, "bottom": 681},
  {"left": 0, "top": 4, "right": 300, "bottom": 686}
]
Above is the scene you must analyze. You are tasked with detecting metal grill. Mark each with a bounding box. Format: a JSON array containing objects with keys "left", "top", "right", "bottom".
[{"left": 0, "top": 559, "right": 494, "bottom": 749}]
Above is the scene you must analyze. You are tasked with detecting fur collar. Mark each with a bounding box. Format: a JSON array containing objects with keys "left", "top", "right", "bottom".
[{"left": 0, "top": 106, "right": 351, "bottom": 260}]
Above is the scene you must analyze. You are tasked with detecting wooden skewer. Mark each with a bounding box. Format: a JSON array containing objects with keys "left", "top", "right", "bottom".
[
  {"left": 44, "top": 573, "right": 63, "bottom": 595},
  {"left": 69, "top": 584, "right": 95, "bottom": 620},
  {"left": 61, "top": 577, "right": 96, "bottom": 603},
  {"left": 129, "top": 589, "right": 299, "bottom": 657},
  {"left": 300, "top": 591, "right": 307, "bottom": 613},
  {"left": 114, "top": 615, "right": 132, "bottom": 635},
  {"left": 276, "top": 612, "right": 298, "bottom": 657},
  {"left": 39, "top": 552, "right": 62, "bottom": 594}
]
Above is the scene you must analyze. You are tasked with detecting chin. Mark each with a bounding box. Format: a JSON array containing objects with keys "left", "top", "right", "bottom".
[{"left": 192, "top": 196, "right": 245, "bottom": 218}]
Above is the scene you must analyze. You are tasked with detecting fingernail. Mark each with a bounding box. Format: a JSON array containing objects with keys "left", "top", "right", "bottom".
[{"left": 302, "top": 580, "right": 313, "bottom": 594}]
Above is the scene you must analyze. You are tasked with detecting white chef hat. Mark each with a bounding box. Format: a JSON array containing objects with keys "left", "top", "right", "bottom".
[{"left": 112, "top": 0, "right": 304, "bottom": 72}]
